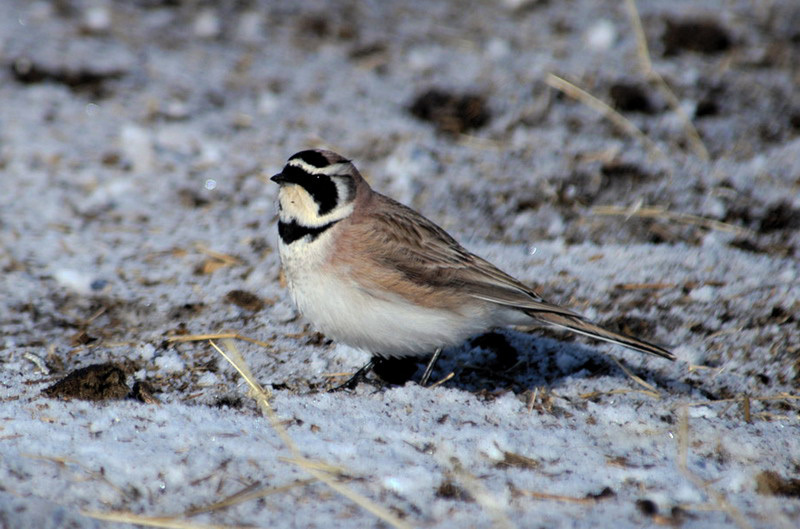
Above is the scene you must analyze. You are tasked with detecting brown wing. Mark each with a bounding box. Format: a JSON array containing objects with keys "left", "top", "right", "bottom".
[{"left": 350, "top": 193, "right": 581, "bottom": 318}]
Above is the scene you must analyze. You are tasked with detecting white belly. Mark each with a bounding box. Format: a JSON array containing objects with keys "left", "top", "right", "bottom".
[{"left": 278, "top": 235, "right": 492, "bottom": 357}]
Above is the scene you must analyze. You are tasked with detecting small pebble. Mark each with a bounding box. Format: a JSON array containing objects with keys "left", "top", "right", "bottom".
[{"left": 194, "top": 9, "right": 220, "bottom": 39}]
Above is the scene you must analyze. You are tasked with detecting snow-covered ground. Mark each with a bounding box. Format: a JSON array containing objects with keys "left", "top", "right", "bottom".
[{"left": 1, "top": 1, "right": 798, "bottom": 528}]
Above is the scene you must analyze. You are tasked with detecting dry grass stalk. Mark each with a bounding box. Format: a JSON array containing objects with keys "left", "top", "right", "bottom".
[
  {"left": 193, "top": 245, "right": 244, "bottom": 266},
  {"left": 516, "top": 489, "right": 596, "bottom": 504},
  {"left": 545, "top": 74, "right": 668, "bottom": 162},
  {"left": 591, "top": 203, "right": 753, "bottom": 236},
  {"left": 741, "top": 394, "right": 752, "bottom": 424},
  {"left": 624, "top": 0, "right": 710, "bottom": 161},
  {"left": 85, "top": 306, "right": 108, "bottom": 324},
  {"left": 429, "top": 372, "right": 455, "bottom": 388},
  {"left": 579, "top": 388, "right": 660, "bottom": 400},
  {"left": 167, "top": 333, "right": 273, "bottom": 349},
  {"left": 683, "top": 393, "right": 800, "bottom": 407},
  {"left": 210, "top": 339, "right": 415, "bottom": 529},
  {"left": 616, "top": 282, "right": 677, "bottom": 290},
  {"left": 677, "top": 406, "right": 753, "bottom": 529},
  {"left": 184, "top": 479, "right": 317, "bottom": 517},
  {"left": 686, "top": 364, "right": 721, "bottom": 374},
  {"left": 753, "top": 412, "right": 795, "bottom": 421},
  {"left": 685, "top": 392, "right": 799, "bottom": 424},
  {"left": 703, "top": 327, "right": 744, "bottom": 341},
  {"left": 526, "top": 387, "right": 539, "bottom": 414},
  {"left": 610, "top": 356, "right": 660, "bottom": 397},
  {"left": 22, "top": 352, "right": 50, "bottom": 374},
  {"left": 82, "top": 511, "right": 253, "bottom": 529},
  {"left": 26, "top": 454, "right": 127, "bottom": 499},
  {"left": 457, "top": 133, "right": 504, "bottom": 151},
  {"left": 446, "top": 455, "right": 515, "bottom": 529},
  {"left": 278, "top": 457, "right": 348, "bottom": 476},
  {"left": 527, "top": 387, "right": 558, "bottom": 414},
  {"left": 321, "top": 371, "right": 353, "bottom": 378}
]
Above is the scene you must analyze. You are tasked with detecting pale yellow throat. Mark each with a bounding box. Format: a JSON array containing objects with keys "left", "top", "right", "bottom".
[{"left": 280, "top": 185, "right": 322, "bottom": 225}]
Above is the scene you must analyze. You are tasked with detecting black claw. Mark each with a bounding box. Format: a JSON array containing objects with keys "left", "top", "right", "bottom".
[{"left": 329, "top": 359, "right": 375, "bottom": 392}]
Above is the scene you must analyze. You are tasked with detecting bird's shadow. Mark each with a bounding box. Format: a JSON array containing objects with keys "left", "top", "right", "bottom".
[{"left": 368, "top": 328, "right": 679, "bottom": 396}]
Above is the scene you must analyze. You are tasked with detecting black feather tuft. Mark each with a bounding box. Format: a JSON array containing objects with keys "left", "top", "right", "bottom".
[{"left": 289, "top": 150, "right": 331, "bottom": 168}]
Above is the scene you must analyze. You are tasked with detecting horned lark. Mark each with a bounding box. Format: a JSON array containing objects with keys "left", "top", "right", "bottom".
[{"left": 271, "top": 149, "right": 674, "bottom": 388}]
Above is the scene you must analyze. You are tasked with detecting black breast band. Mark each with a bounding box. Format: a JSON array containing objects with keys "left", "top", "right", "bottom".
[{"left": 278, "top": 219, "right": 340, "bottom": 244}]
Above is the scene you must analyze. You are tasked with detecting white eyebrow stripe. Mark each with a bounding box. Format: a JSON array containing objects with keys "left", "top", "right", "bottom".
[{"left": 287, "top": 159, "right": 347, "bottom": 175}]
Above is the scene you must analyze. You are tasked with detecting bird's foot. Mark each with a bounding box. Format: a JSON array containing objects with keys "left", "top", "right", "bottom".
[{"left": 329, "top": 359, "right": 376, "bottom": 392}]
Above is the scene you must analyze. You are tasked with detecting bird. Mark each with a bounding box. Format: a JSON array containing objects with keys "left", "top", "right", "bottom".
[{"left": 270, "top": 149, "right": 674, "bottom": 389}]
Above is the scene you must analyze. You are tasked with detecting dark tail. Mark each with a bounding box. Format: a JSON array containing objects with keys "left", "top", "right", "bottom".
[{"left": 528, "top": 311, "right": 675, "bottom": 361}]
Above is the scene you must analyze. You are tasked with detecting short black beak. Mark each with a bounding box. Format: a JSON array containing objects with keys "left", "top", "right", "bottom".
[{"left": 270, "top": 172, "right": 287, "bottom": 184}]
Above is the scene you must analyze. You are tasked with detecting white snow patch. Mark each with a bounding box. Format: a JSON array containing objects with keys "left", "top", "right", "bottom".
[
  {"left": 83, "top": 4, "right": 111, "bottom": 33},
  {"left": 194, "top": 9, "right": 220, "bottom": 38},
  {"left": 196, "top": 372, "right": 218, "bottom": 387},
  {"left": 585, "top": 19, "right": 616, "bottom": 50},
  {"left": 688, "top": 406, "right": 716, "bottom": 419},
  {"left": 120, "top": 124, "right": 155, "bottom": 173},
  {"left": 154, "top": 352, "right": 186, "bottom": 373},
  {"left": 689, "top": 285, "right": 717, "bottom": 302},
  {"left": 237, "top": 11, "right": 263, "bottom": 42},
  {"left": 53, "top": 269, "right": 94, "bottom": 295},
  {"left": 134, "top": 343, "right": 156, "bottom": 361}
]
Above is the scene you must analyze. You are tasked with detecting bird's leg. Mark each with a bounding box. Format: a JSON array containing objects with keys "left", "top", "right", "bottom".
[
  {"left": 330, "top": 358, "right": 375, "bottom": 392},
  {"left": 419, "top": 348, "right": 443, "bottom": 387}
]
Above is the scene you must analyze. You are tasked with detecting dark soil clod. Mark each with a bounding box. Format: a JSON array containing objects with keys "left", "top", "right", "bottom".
[
  {"left": 10, "top": 57, "right": 124, "bottom": 98},
  {"left": 609, "top": 83, "right": 654, "bottom": 114},
  {"left": 409, "top": 89, "right": 490, "bottom": 134},
  {"left": 756, "top": 470, "right": 800, "bottom": 498},
  {"left": 42, "top": 363, "right": 130, "bottom": 401},
  {"left": 758, "top": 202, "right": 800, "bottom": 233},
  {"left": 224, "top": 289, "right": 265, "bottom": 312},
  {"left": 636, "top": 498, "right": 658, "bottom": 516},
  {"left": 662, "top": 18, "right": 732, "bottom": 56},
  {"left": 436, "top": 479, "right": 472, "bottom": 501}
]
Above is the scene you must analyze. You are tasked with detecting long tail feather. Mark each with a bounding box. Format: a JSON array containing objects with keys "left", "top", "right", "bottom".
[{"left": 527, "top": 311, "right": 675, "bottom": 360}]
